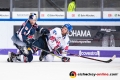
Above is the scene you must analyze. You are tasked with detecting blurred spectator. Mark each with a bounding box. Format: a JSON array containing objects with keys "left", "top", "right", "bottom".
[{"left": 67, "top": 0, "right": 76, "bottom": 12}]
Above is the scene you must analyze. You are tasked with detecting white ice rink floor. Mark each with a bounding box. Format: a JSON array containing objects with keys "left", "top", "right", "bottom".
[{"left": 0, "top": 55, "right": 120, "bottom": 80}]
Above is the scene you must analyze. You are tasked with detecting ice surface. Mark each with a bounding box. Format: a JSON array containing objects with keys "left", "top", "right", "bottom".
[{"left": 0, "top": 55, "right": 120, "bottom": 80}]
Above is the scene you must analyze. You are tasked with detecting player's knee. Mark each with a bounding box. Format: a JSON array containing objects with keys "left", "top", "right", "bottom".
[{"left": 44, "top": 54, "right": 54, "bottom": 62}]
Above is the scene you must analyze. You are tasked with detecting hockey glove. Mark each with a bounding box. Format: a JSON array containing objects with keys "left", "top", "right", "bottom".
[{"left": 40, "top": 28, "right": 50, "bottom": 35}]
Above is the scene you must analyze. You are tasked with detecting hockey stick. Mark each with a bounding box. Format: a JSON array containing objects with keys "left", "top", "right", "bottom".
[
  {"left": 33, "top": 45, "right": 116, "bottom": 63},
  {"left": 32, "top": 45, "right": 62, "bottom": 59},
  {"left": 68, "top": 53, "right": 116, "bottom": 63},
  {"left": 55, "top": 49, "right": 116, "bottom": 63}
]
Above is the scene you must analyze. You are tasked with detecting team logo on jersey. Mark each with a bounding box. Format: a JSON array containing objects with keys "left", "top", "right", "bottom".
[
  {"left": 24, "top": 32, "right": 26, "bottom": 35},
  {"left": 25, "top": 26, "right": 28, "bottom": 30},
  {"left": 69, "top": 71, "right": 77, "bottom": 78},
  {"left": 53, "top": 30, "right": 57, "bottom": 35}
]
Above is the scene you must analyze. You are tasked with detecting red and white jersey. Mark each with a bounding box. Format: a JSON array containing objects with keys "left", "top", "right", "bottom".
[{"left": 47, "top": 27, "right": 70, "bottom": 53}]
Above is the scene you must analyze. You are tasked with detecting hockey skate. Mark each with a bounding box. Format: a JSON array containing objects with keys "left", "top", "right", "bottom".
[
  {"left": 39, "top": 51, "right": 46, "bottom": 61},
  {"left": 7, "top": 51, "right": 21, "bottom": 62}
]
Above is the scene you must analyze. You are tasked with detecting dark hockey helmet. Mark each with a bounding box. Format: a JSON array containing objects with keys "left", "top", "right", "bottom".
[{"left": 29, "top": 13, "right": 38, "bottom": 20}]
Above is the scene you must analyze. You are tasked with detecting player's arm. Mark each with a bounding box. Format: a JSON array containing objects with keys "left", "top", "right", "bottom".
[
  {"left": 16, "top": 21, "right": 26, "bottom": 34},
  {"left": 59, "top": 36, "right": 70, "bottom": 62},
  {"left": 34, "top": 23, "right": 40, "bottom": 32},
  {"left": 34, "top": 23, "right": 50, "bottom": 35},
  {"left": 21, "top": 31, "right": 29, "bottom": 43},
  {"left": 61, "top": 42, "right": 69, "bottom": 56},
  {"left": 17, "top": 21, "right": 28, "bottom": 42}
]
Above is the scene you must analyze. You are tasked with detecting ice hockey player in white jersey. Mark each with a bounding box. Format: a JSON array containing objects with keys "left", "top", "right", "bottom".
[{"left": 33, "top": 24, "right": 73, "bottom": 62}]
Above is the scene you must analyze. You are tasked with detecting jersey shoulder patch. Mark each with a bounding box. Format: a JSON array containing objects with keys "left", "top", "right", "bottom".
[{"left": 53, "top": 30, "right": 57, "bottom": 35}]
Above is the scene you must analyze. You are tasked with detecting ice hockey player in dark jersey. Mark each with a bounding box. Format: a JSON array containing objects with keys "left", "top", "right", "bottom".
[{"left": 7, "top": 13, "right": 49, "bottom": 62}]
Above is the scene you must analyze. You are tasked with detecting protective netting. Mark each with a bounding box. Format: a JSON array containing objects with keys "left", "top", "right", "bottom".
[{"left": 0, "top": 0, "right": 120, "bottom": 11}]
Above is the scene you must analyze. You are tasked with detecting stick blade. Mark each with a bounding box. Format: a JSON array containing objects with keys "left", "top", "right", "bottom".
[
  {"left": 111, "top": 55, "right": 116, "bottom": 61},
  {"left": 105, "top": 55, "right": 116, "bottom": 63}
]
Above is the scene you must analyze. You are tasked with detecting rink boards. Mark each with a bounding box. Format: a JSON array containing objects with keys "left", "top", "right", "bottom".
[
  {"left": 0, "top": 48, "right": 120, "bottom": 57},
  {"left": 0, "top": 21, "right": 120, "bottom": 57}
]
